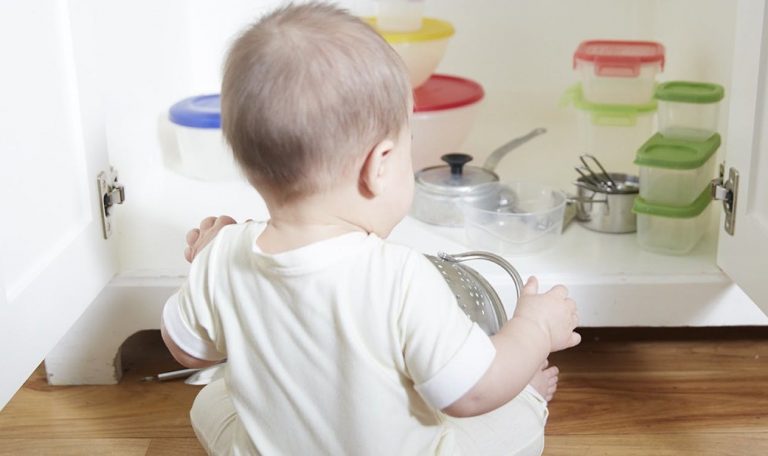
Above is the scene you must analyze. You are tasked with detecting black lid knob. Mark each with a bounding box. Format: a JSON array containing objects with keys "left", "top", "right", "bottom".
[{"left": 441, "top": 153, "right": 473, "bottom": 176}]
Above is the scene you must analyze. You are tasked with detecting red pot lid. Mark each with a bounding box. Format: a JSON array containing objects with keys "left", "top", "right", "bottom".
[{"left": 413, "top": 74, "right": 484, "bottom": 112}]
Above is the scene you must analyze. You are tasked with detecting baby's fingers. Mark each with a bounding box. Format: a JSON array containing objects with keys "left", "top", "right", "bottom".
[
  {"left": 522, "top": 276, "right": 539, "bottom": 296},
  {"left": 569, "top": 331, "right": 582, "bottom": 348},
  {"left": 186, "top": 228, "right": 201, "bottom": 247}
]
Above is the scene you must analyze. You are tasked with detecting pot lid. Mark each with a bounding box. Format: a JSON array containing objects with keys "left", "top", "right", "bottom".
[
  {"left": 655, "top": 81, "right": 725, "bottom": 104},
  {"left": 414, "top": 75, "right": 484, "bottom": 112},
  {"left": 415, "top": 154, "right": 498, "bottom": 196},
  {"left": 169, "top": 94, "right": 221, "bottom": 129}
]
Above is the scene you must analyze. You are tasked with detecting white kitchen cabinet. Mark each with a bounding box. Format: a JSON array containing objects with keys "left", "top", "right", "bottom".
[{"left": 2, "top": 0, "right": 768, "bottom": 411}]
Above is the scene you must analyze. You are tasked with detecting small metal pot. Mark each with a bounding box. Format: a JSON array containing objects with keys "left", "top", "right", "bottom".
[
  {"left": 411, "top": 128, "right": 547, "bottom": 226},
  {"left": 425, "top": 251, "right": 523, "bottom": 335},
  {"left": 573, "top": 173, "right": 639, "bottom": 233}
]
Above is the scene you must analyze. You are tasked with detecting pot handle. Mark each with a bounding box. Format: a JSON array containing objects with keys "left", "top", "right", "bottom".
[
  {"left": 438, "top": 251, "right": 524, "bottom": 299},
  {"left": 482, "top": 127, "right": 547, "bottom": 172}
]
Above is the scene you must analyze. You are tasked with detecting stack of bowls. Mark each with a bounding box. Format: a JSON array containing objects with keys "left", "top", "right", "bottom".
[{"left": 367, "top": 3, "right": 484, "bottom": 170}]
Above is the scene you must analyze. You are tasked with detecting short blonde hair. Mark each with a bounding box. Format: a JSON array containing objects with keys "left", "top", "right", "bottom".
[{"left": 222, "top": 2, "right": 411, "bottom": 200}]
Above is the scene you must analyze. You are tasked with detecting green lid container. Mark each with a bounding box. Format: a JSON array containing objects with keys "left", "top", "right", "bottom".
[
  {"left": 655, "top": 81, "right": 725, "bottom": 104},
  {"left": 561, "top": 84, "right": 657, "bottom": 127},
  {"left": 634, "top": 133, "right": 721, "bottom": 170},
  {"left": 633, "top": 186, "right": 712, "bottom": 218}
]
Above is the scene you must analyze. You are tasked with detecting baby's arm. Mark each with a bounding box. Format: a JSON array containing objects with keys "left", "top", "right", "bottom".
[
  {"left": 160, "top": 215, "right": 237, "bottom": 368},
  {"left": 442, "top": 277, "right": 580, "bottom": 417},
  {"left": 161, "top": 322, "right": 221, "bottom": 369}
]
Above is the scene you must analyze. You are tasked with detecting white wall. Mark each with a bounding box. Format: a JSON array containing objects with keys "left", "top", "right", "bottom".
[{"left": 84, "top": 0, "right": 737, "bottom": 274}]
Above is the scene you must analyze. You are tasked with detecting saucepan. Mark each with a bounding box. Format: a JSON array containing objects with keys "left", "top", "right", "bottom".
[{"left": 410, "top": 128, "right": 547, "bottom": 227}]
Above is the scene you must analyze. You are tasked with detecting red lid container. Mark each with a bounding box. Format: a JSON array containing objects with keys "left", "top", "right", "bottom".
[
  {"left": 414, "top": 74, "right": 484, "bottom": 112},
  {"left": 573, "top": 40, "right": 665, "bottom": 77}
]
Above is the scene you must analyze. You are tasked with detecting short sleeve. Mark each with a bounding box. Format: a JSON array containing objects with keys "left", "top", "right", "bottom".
[
  {"left": 398, "top": 253, "right": 496, "bottom": 410},
  {"left": 161, "top": 239, "right": 227, "bottom": 361}
]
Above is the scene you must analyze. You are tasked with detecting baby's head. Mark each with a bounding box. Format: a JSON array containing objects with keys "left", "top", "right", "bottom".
[{"left": 222, "top": 2, "right": 412, "bottom": 210}]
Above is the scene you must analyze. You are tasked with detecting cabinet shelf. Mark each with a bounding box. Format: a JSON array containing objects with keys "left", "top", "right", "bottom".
[{"left": 388, "top": 216, "right": 766, "bottom": 327}]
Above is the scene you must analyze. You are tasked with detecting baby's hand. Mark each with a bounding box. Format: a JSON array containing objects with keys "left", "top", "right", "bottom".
[
  {"left": 184, "top": 215, "right": 237, "bottom": 263},
  {"left": 512, "top": 276, "right": 581, "bottom": 352}
]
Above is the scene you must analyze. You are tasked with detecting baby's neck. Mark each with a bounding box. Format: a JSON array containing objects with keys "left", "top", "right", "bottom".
[{"left": 257, "top": 191, "right": 368, "bottom": 254}]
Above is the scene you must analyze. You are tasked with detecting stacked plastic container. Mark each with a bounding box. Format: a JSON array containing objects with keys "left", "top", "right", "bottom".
[
  {"left": 368, "top": 1, "right": 485, "bottom": 170},
  {"left": 568, "top": 40, "right": 666, "bottom": 174},
  {"left": 633, "top": 82, "right": 725, "bottom": 254}
]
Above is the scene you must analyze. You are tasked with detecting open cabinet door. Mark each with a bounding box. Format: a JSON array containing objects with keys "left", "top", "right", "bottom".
[
  {"left": 717, "top": 0, "right": 768, "bottom": 314},
  {"left": 0, "top": 1, "right": 118, "bottom": 409}
]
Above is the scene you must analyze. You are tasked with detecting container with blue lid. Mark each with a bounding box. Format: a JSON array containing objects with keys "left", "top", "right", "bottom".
[
  {"left": 168, "top": 94, "right": 240, "bottom": 181},
  {"left": 169, "top": 94, "right": 222, "bottom": 129}
]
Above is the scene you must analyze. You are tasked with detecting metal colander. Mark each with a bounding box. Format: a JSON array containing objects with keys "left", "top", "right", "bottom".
[{"left": 425, "top": 251, "right": 524, "bottom": 335}]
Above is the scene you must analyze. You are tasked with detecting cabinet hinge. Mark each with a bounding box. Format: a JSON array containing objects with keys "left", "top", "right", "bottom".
[
  {"left": 97, "top": 167, "right": 125, "bottom": 239},
  {"left": 710, "top": 163, "right": 739, "bottom": 236}
]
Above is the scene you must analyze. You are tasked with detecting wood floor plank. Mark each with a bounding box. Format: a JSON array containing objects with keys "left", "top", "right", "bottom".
[
  {"left": 544, "top": 433, "right": 768, "bottom": 456},
  {"left": 146, "top": 438, "right": 206, "bottom": 455},
  {"left": 0, "top": 439, "right": 150, "bottom": 456},
  {"left": 0, "top": 331, "right": 200, "bottom": 440}
]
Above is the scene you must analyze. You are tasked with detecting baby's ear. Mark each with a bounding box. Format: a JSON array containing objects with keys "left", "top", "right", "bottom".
[{"left": 359, "top": 138, "right": 395, "bottom": 198}]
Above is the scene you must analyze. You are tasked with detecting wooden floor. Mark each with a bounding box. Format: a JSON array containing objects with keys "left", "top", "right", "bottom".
[{"left": 1, "top": 327, "right": 767, "bottom": 455}]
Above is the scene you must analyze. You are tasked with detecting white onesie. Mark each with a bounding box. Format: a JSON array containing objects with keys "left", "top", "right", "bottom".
[{"left": 162, "top": 221, "right": 500, "bottom": 454}]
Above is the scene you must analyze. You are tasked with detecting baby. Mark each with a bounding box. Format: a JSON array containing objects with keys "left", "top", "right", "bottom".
[{"left": 161, "top": 3, "right": 580, "bottom": 455}]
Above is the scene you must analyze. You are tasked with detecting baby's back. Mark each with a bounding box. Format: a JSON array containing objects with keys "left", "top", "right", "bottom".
[{"left": 205, "top": 222, "right": 462, "bottom": 454}]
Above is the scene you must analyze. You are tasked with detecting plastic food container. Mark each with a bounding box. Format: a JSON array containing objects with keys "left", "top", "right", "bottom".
[
  {"left": 564, "top": 85, "right": 657, "bottom": 175},
  {"left": 655, "top": 81, "right": 725, "bottom": 141},
  {"left": 168, "top": 94, "right": 241, "bottom": 181},
  {"left": 412, "top": 75, "right": 484, "bottom": 170},
  {"left": 462, "top": 182, "right": 567, "bottom": 255},
  {"left": 635, "top": 133, "right": 720, "bottom": 207},
  {"left": 367, "top": 17, "right": 454, "bottom": 88},
  {"left": 633, "top": 188, "right": 712, "bottom": 255},
  {"left": 573, "top": 40, "right": 665, "bottom": 105}
]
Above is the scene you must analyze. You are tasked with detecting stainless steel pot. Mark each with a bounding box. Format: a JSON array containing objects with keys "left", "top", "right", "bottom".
[
  {"left": 411, "top": 128, "right": 547, "bottom": 226},
  {"left": 573, "top": 173, "right": 639, "bottom": 233},
  {"left": 425, "top": 251, "right": 524, "bottom": 335}
]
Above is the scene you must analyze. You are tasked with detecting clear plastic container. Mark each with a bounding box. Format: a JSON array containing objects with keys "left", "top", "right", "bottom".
[
  {"left": 462, "top": 182, "right": 566, "bottom": 255},
  {"left": 635, "top": 133, "right": 721, "bottom": 207},
  {"left": 564, "top": 85, "right": 657, "bottom": 175},
  {"left": 169, "top": 94, "right": 241, "bottom": 181},
  {"left": 573, "top": 40, "right": 665, "bottom": 105},
  {"left": 367, "top": 17, "right": 454, "bottom": 89},
  {"left": 633, "top": 189, "right": 712, "bottom": 255},
  {"left": 655, "top": 81, "right": 725, "bottom": 141}
]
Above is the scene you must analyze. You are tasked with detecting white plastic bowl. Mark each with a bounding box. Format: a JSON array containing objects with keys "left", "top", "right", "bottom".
[
  {"left": 411, "top": 75, "right": 484, "bottom": 171},
  {"left": 391, "top": 38, "right": 450, "bottom": 88},
  {"left": 368, "top": 17, "right": 454, "bottom": 89},
  {"left": 412, "top": 102, "right": 481, "bottom": 170}
]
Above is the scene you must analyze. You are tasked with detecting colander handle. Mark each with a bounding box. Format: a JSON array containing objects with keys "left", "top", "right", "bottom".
[{"left": 438, "top": 251, "right": 524, "bottom": 299}]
